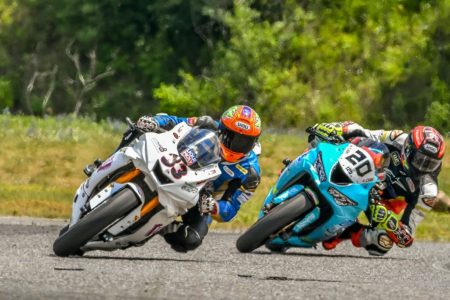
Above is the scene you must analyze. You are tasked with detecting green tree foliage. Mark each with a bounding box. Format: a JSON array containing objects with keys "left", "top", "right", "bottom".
[
  {"left": 156, "top": 0, "right": 449, "bottom": 130},
  {"left": 1, "top": 0, "right": 450, "bottom": 132},
  {"left": 0, "top": 0, "right": 230, "bottom": 117}
]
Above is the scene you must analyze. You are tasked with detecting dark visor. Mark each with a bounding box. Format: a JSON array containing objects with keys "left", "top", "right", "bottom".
[
  {"left": 220, "top": 128, "right": 258, "bottom": 154},
  {"left": 411, "top": 151, "right": 441, "bottom": 173}
]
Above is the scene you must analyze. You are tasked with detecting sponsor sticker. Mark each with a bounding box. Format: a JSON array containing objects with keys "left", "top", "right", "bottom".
[
  {"left": 391, "top": 152, "right": 400, "bottom": 166},
  {"left": 235, "top": 121, "right": 250, "bottom": 131},
  {"left": 423, "top": 143, "right": 438, "bottom": 154},
  {"left": 151, "top": 138, "right": 167, "bottom": 152},
  {"left": 180, "top": 148, "right": 197, "bottom": 166},
  {"left": 327, "top": 187, "right": 357, "bottom": 206},
  {"left": 223, "top": 165, "right": 235, "bottom": 177},
  {"left": 98, "top": 157, "right": 113, "bottom": 172},
  {"left": 242, "top": 106, "right": 252, "bottom": 118},
  {"left": 236, "top": 164, "right": 248, "bottom": 175},
  {"left": 181, "top": 183, "right": 198, "bottom": 194},
  {"left": 313, "top": 152, "right": 327, "bottom": 182}
]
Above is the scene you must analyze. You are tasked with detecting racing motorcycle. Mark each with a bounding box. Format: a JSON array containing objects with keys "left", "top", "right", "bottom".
[
  {"left": 53, "top": 121, "right": 221, "bottom": 257},
  {"left": 236, "top": 128, "right": 390, "bottom": 253}
]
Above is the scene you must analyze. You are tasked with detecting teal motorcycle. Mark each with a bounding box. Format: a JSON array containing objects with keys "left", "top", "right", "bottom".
[{"left": 236, "top": 128, "right": 390, "bottom": 253}]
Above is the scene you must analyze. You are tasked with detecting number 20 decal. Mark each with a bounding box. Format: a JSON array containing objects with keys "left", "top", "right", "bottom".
[
  {"left": 345, "top": 149, "right": 372, "bottom": 177},
  {"left": 161, "top": 154, "right": 188, "bottom": 179}
]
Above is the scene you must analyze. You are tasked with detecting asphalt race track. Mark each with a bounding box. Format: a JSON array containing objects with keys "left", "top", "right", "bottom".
[{"left": 1, "top": 217, "right": 450, "bottom": 300}]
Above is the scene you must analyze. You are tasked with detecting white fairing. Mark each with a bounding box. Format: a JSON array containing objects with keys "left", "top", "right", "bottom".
[
  {"left": 338, "top": 144, "right": 377, "bottom": 184},
  {"left": 69, "top": 122, "right": 221, "bottom": 251},
  {"left": 123, "top": 123, "right": 221, "bottom": 217}
]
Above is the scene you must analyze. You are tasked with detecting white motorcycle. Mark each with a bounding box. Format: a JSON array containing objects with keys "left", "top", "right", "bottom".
[{"left": 53, "top": 121, "right": 221, "bottom": 257}]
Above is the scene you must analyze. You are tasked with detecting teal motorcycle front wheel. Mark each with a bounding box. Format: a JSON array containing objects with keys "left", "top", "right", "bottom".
[{"left": 236, "top": 192, "right": 314, "bottom": 253}]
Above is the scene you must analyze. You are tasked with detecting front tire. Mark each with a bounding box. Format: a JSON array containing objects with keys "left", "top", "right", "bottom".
[
  {"left": 236, "top": 192, "right": 314, "bottom": 253},
  {"left": 53, "top": 188, "right": 140, "bottom": 257}
]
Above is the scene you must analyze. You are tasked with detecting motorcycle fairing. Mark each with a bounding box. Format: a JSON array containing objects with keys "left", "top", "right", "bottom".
[{"left": 264, "top": 142, "right": 378, "bottom": 247}]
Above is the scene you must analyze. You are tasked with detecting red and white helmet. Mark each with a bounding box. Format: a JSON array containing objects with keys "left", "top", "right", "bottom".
[{"left": 402, "top": 126, "right": 445, "bottom": 175}]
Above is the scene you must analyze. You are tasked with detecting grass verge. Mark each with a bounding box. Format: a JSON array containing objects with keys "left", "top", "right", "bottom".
[{"left": 1, "top": 115, "right": 449, "bottom": 241}]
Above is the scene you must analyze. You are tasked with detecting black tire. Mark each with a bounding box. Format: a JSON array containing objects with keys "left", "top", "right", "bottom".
[
  {"left": 53, "top": 188, "right": 140, "bottom": 257},
  {"left": 236, "top": 192, "right": 314, "bottom": 253}
]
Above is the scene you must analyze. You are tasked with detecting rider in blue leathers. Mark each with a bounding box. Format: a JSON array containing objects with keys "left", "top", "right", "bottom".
[{"left": 90, "top": 105, "right": 262, "bottom": 252}]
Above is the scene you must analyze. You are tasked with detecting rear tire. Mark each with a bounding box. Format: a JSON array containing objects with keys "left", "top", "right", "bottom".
[
  {"left": 236, "top": 192, "right": 314, "bottom": 253},
  {"left": 53, "top": 188, "right": 140, "bottom": 257}
]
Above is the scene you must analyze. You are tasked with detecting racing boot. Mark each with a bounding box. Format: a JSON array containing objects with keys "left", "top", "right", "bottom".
[
  {"left": 322, "top": 223, "right": 358, "bottom": 250},
  {"left": 322, "top": 236, "right": 344, "bottom": 250}
]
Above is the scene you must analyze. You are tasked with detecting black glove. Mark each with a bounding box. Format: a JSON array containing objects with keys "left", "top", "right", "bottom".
[{"left": 196, "top": 116, "right": 217, "bottom": 131}]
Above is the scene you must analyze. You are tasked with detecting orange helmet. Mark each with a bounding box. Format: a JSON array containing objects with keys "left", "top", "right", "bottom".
[{"left": 219, "top": 105, "right": 261, "bottom": 162}]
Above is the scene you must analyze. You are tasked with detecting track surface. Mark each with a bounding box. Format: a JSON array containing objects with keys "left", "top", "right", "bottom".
[{"left": 1, "top": 217, "right": 450, "bottom": 300}]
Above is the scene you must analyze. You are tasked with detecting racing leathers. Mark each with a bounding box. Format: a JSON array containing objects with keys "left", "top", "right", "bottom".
[
  {"left": 315, "top": 122, "right": 440, "bottom": 255},
  {"left": 126, "top": 114, "right": 261, "bottom": 252}
]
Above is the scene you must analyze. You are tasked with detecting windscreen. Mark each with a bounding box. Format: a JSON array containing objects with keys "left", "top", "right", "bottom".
[{"left": 177, "top": 128, "right": 221, "bottom": 170}]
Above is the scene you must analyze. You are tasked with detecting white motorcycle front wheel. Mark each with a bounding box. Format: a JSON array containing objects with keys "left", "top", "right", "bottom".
[{"left": 53, "top": 188, "right": 140, "bottom": 257}]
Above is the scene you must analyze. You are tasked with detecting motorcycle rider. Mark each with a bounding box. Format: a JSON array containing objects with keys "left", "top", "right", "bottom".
[
  {"left": 87, "top": 105, "right": 262, "bottom": 252},
  {"left": 309, "top": 122, "right": 445, "bottom": 256}
]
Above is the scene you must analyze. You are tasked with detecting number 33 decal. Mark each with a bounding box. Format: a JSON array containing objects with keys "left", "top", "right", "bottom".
[{"left": 161, "top": 154, "right": 188, "bottom": 179}]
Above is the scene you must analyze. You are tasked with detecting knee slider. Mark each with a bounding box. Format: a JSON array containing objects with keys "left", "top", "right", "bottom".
[
  {"left": 359, "top": 228, "right": 393, "bottom": 256},
  {"left": 163, "top": 225, "right": 203, "bottom": 252},
  {"left": 182, "top": 226, "right": 203, "bottom": 251}
]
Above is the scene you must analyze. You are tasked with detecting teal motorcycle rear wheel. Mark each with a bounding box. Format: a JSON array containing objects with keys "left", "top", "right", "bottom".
[{"left": 236, "top": 192, "right": 314, "bottom": 253}]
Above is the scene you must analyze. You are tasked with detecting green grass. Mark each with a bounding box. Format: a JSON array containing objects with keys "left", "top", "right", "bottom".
[{"left": 1, "top": 115, "right": 449, "bottom": 241}]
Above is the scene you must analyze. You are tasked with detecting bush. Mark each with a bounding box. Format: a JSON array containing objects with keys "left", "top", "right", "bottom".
[
  {"left": 0, "top": 79, "right": 13, "bottom": 109},
  {"left": 424, "top": 101, "right": 450, "bottom": 134}
]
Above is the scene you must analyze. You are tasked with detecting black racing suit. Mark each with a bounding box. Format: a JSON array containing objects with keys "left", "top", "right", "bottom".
[{"left": 320, "top": 122, "right": 440, "bottom": 255}]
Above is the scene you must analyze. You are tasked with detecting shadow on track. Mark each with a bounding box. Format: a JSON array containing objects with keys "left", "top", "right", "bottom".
[
  {"left": 50, "top": 253, "right": 210, "bottom": 263},
  {"left": 237, "top": 273, "right": 343, "bottom": 283},
  {"left": 249, "top": 250, "right": 411, "bottom": 261}
]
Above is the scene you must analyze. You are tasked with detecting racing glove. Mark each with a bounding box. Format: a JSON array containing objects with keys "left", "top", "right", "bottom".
[
  {"left": 136, "top": 115, "right": 159, "bottom": 132},
  {"left": 198, "top": 193, "right": 218, "bottom": 215},
  {"left": 195, "top": 116, "right": 218, "bottom": 131},
  {"left": 312, "top": 123, "right": 344, "bottom": 138},
  {"left": 370, "top": 203, "right": 390, "bottom": 224}
]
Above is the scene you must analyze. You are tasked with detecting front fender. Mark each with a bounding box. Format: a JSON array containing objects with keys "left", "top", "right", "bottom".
[{"left": 258, "top": 184, "right": 305, "bottom": 219}]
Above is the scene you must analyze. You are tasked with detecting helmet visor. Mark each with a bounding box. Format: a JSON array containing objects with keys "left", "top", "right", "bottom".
[
  {"left": 410, "top": 151, "right": 441, "bottom": 173},
  {"left": 219, "top": 127, "right": 258, "bottom": 154}
]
